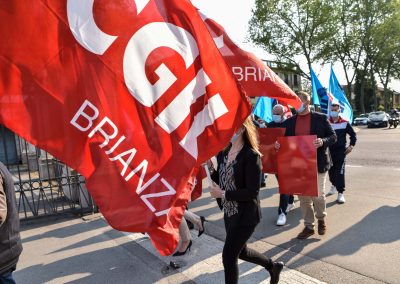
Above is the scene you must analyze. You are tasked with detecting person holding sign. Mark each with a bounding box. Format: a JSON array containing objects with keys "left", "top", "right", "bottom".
[
  {"left": 275, "top": 92, "right": 336, "bottom": 239},
  {"left": 208, "top": 116, "right": 284, "bottom": 284}
]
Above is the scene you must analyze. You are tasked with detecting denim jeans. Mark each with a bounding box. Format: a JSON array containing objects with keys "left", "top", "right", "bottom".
[
  {"left": 0, "top": 270, "right": 16, "bottom": 284},
  {"left": 278, "top": 194, "right": 294, "bottom": 215}
]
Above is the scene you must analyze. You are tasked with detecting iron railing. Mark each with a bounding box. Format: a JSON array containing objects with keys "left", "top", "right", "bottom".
[{"left": 0, "top": 125, "right": 97, "bottom": 219}]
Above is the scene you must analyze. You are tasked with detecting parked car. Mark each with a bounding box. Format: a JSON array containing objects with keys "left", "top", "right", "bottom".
[
  {"left": 353, "top": 113, "right": 369, "bottom": 126},
  {"left": 367, "top": 111, "right": 389, "bottom": 128}
]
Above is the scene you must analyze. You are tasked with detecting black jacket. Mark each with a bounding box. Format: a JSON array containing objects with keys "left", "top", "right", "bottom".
[
  {"left": 211, "top": 144, "right": 262, "bottom": 226},
  {"left": 329, "top": 117, "right": 357, "bottom": 155},
  {"left": 0, "top": 162, "right": 23, "bottom": 274},
  {"left": 283, "top": 111, "right": 337, "bottom": 173},
  {"left": 267, "top": 121, "right": 285, "bottom": 128}
]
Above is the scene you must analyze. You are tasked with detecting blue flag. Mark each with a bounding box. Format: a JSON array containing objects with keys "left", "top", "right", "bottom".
[
  {"left": 310, "top": 68, "right": 329, "bottom": 114},
  {"left": 328, "top": 67, "right": 353, "bottom": 122},
  {"left": 253, "top": 97, "right": 275, "bottom": 123}
]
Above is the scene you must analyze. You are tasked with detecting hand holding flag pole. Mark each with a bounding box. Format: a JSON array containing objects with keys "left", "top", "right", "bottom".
[{"left": 202, "top": 162, "right": 214, "bottom": 187}]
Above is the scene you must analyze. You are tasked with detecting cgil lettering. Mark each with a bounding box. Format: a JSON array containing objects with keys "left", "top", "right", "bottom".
[
  {"left": 231, "top": 66, "right": 277, "bottom": 82},
  {"left": 70, "top": 99, "right": 175, "bottom": 217}
]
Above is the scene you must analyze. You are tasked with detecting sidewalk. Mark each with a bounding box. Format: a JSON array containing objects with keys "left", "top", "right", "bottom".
[{"left": 14, "top": 214, "right": 325, "bottom": 284}]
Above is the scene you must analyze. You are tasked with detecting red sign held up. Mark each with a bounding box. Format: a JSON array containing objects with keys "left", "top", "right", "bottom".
[
  {"left": 258, "top": 128, "right": 286, "bottom": 174},
  {"left": 277, "top": 136, "right": 318, "bottom": 197}
]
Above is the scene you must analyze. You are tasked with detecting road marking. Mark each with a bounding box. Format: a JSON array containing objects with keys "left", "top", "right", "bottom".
[{"left": 347, "top": 165, "right": 363, "bottom": 168}]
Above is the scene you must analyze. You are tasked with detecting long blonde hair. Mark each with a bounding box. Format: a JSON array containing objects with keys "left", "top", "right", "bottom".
[{"left": 242, "top": 116, "right": 261, "bottom": 156}]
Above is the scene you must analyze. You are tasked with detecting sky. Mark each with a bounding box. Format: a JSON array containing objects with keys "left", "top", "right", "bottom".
[{"left": 192, "top": 0, "right": 400, "bottom": 93}]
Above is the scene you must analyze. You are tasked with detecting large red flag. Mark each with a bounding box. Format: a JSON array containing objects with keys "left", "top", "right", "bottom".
[
  {"left": 0, "top": 0, "right": 250, "bottom": 255},
  {"left": 200, "top": 11, "right": 302, "bottom": 109}
]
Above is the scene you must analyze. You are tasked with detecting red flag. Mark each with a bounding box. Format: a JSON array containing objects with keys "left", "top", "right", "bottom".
[
  {"left": 191, "top": 166, "right": 207, "bottom": 201},
  {"left": 277, "top": 136, "right": 318, "bottom": 196},
  {"left": 200, "top": 11, "right": 302, "bottom": 109},
  {"left": 0, "top": 0, "right": 250, "bottom": 255}
]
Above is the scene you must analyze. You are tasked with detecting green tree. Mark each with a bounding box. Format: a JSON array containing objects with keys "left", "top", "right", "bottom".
[
  {"left": 321, "top": 0, "right": 394, "bottom": 112},
  {"left": 354, "top": 69, "right": 375, "bottom": 113},
  {"left": 249, "top": 0, "right": 336, "bottom": 79},
  {"left": 320, "top": 0, "right": 362, "bottom": 104},
  {"left": 333, "top": 0, "right": 393, "bottom": 113},
  {"left": 371, "top": 1, "right": 400, "bottom": 111}
]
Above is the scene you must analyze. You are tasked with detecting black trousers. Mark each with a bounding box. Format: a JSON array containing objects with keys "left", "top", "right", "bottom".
[
  {"left": 276, "top": 174, "right": 294, "bottom": 215},
  {"left": 222, "top": 215, "right": 272, "bottom": 284},
  {"left": 328, "top": 156, "right": 346, "bottom": 193},
  {"left": 278, "top": 194, "right": 294, "bottom": 215}
]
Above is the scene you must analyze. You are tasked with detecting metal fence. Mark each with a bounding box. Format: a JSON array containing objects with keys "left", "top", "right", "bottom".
[{"left": 0, "top": 125, "right": 97, "bottom": 219}]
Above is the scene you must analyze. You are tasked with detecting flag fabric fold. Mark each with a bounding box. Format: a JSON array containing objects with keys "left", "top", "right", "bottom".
[
  {"left": 310, "top": 68, "right": 329, "bottom": 112},
  {"left": 253, "top": 97, "right": 275, "bottom": 123},
  {"left": 200, "top": 11, "right": 301, "bottom": 109},
  {"left": 0, "top": 0, "right": 251, "bottom": 255},
  {"left": 310, "top": 68, "right": 322, "bottom": 106},
  {"left": 328, "top": 67, "right": 353, "bottom": 122}
]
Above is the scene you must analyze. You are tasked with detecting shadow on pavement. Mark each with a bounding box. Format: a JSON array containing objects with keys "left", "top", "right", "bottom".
[{"left": 286, "top": 205, "right": 400, "bottom": 272}]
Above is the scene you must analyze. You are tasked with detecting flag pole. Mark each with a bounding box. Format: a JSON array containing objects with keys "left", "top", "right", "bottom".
[{"left": 202, "top": 163, "right": 213, "bottom": 187}]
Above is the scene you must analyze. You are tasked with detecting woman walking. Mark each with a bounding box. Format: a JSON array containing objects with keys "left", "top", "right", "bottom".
[
  {"left": 209, "top": 116, "right": 284, "bottom": 284},
  {"left": 172, "top": 210, "right": 206, "bottom": 256}
]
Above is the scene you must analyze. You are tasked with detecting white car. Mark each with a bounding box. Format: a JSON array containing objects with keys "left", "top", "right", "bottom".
[
  {"left": 367, "top": 111, "right": 389, "bottom": 128},
  {"left": 353, "top": 114, "right": 369, "bottom": 126}
]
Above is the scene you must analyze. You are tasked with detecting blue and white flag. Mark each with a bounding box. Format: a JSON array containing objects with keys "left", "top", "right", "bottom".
[
  {"left": 310, "top": 68, "right": 329, "bottom": 113},
  {"left": 253, "top": 97, "right": 275, "bottom": 123},
  {"left": 328, "top": 67, "right": 353, "bottom": 122}
]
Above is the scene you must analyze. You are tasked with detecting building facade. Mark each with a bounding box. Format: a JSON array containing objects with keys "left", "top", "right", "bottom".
[{"left": 263, "top": 60, "right": 303, "bottom": 92}]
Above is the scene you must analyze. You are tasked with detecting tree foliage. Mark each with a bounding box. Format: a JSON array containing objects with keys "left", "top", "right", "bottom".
[
  {"left": 249, "top": 0, "right": 336, "bottom": 79},
  {"left": 249, "top": 0, "right": 400, "bottom": 112}
]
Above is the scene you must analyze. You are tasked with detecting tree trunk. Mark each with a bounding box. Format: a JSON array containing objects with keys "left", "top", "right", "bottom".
[
  {"left": 360, "top": 76, "right": 366, "bottom": 113},
  {"left": 339, "top": 59, "right": 354, "bottom": 105},
  {"left": 383, "top": 86, "right": 388, "bottom": 112},
  {"left": 370, "top": 68, "right": 377, "bottom": 111},
  {"left": 383, "top": 60, "right": 393, "bottom": 112}
]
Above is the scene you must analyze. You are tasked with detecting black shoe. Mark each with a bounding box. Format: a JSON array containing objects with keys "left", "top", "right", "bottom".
[
  {"left": 198, "top": 216, "right": 206, "bottom": 237},
  {"left": 297, "top": 227, "right": 315, "bottom": 239},
  {"left": 172, "top": 240, "right": 192, "bottom": 256},
  {"left": 318, "top": 220, "right": 326, "bottom": 235},
  {"left": 186, "top": 219, "right": 194, "bottom": 230},
  {"left": 267, "top": 261, "right": 284, "bottom": 284}
]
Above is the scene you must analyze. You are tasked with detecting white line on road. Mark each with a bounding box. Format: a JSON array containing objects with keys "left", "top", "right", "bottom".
[{"left": 347, "top": 165, "right": 400, "bottom": 171}]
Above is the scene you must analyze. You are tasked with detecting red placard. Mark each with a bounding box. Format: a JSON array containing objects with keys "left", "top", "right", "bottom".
[
  {"left": 277, "top": 136, "right": 318, "bottom": 196},
  {"left": 258, "top": 128, "right": 285, "bottom": 174}
]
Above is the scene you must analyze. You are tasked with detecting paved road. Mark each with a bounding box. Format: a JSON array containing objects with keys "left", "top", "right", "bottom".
[
  {"left": 14, "top": 126, "right": 399, "bottom": 284},
  {"left": 191, "top": 125, "right": 400, "bottom": 284}
]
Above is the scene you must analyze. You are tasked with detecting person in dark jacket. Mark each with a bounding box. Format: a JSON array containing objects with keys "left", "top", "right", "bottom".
[
  {"left": 208, "top": 116, "right": 283, "bottom": 284},
  {"left": 267, "top": 104, "right": 295, "bottom": 226},
  {"left": 276, "top": 91, "right": 337, "bottom": 239},
  {"left": 0, "top": 161, "right": 23, "bottom": 284},
  {"left": 326, "top": 102, "right": 357, "bottom": 204}
]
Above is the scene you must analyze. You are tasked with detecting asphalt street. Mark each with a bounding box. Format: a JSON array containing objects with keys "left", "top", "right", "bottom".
[
  {"left": 190, "top": 125, "right": 400, "bottom": 284},
  {"left": 13, "top": 125, "right": 400, "bottom": 284}
]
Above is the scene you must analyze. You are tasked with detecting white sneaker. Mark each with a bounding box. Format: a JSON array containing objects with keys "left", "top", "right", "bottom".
[
  {"left": 286, "top": 203, "right": 295, "bottom": 213},
  {"left": 326, "top": 185, "right": 337, "bottom": 196},
  {"left": 337, "top": 193, "right": 346, "bottom": 204},
  {"left": 276, "top": 213, "right": 287, "bottom": 226}
]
